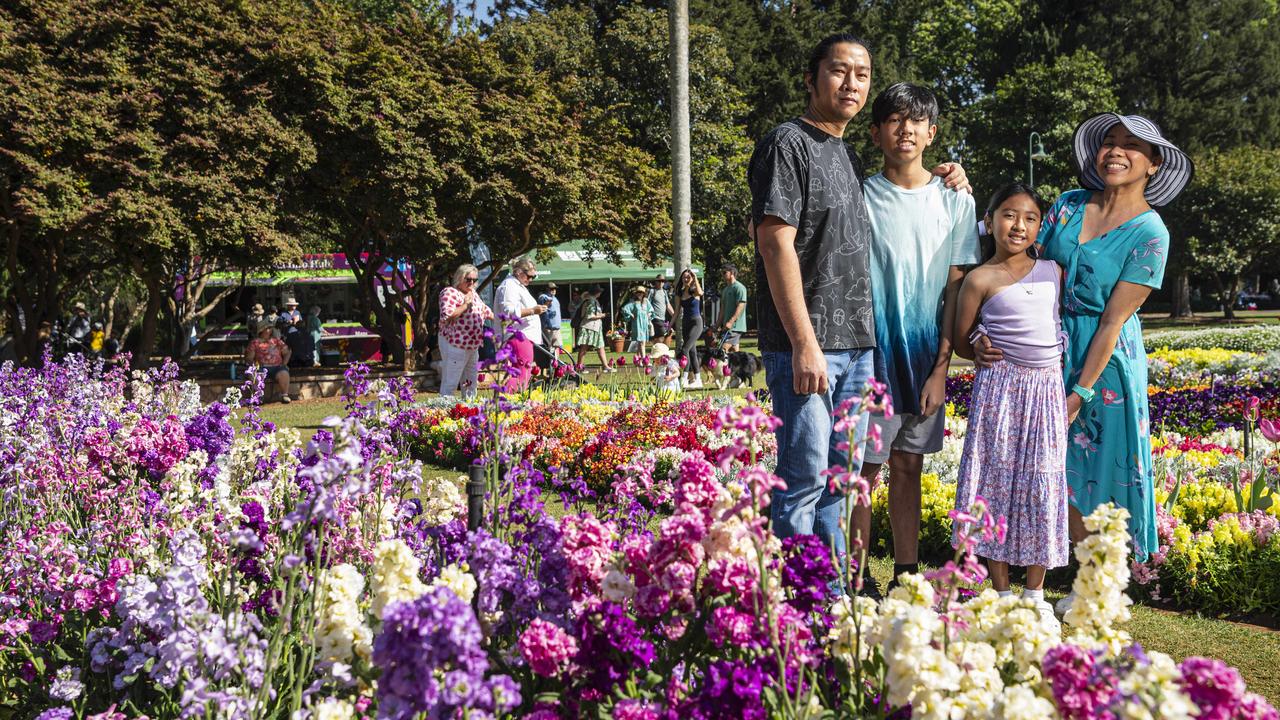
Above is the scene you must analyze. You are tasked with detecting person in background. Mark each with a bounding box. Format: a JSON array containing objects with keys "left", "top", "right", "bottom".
[
  {"left": 66, "top": 302, "right": 91, "bottom": 351},
  {"left": 572, "top": 285, "right": 611, "bottom": 371},
  {"left": 247, "top": 303, "right": 265, "bottom": 332},
  {"left": 718, "top": 264, "right": 748, "bottom": 353},
  {"left": 90, "top": 322, "right": 105, "bottom": 354},
  {"left": 676, "top": 268, "right": 705, "bottom": 389},
  {"left": 650, "top": 274, "right": 674, "bottom": 339},
  {"left": 621, "top": 285, "right": 655, "bottom": 356},
  {"left": 281, "top": 297, "right": 302, "bottom": 327},
  {"left": 494, "top": 257, "right": 547, "bottom": 391},
  {"left": 651, "top": 342, "right": 681, "bottom": 394},
  {"left": 307, "top": 306, "right": 324, "bottom": 367},
  {"left": 245, "top": 320, "right": 292, "bottom": 403},
  {"left": 438, "top": 264, "right": 493, "bottom": 398},
  {"left": 537, "top": 283, "right": 563, "bottom": 352}
]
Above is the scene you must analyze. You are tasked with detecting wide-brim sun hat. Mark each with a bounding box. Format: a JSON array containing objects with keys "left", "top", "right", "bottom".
[
  {"left": 1073, "top": 112, "right": 1194, "bottom": 207},
  {"left": 649, "top": 342, "right": 673, "bottom": 359}
]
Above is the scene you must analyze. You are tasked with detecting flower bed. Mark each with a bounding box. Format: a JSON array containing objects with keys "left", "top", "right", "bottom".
[
  {"left": 3, "top": 358, "right": 1276, "bottom": 719},
  {"left": 1144, "top": 324, "right": 1280, "bottom": 353},
  {"left": 396, "top": 388, "right": 776, "bottom": 497}
]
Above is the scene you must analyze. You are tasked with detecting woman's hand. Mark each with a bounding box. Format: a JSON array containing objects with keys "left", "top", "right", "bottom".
[{"left": 1066, "top": 392, "right": 1083, "bottom": 425}]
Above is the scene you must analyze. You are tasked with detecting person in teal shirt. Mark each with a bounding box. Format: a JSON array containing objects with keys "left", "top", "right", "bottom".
[
  {"left": 717, "top": 264, "right": 748, "bottom": 352},
  {"left": 976, "top": 113, "right": 1194, "bottom": 617},
  {"left": 620, "top": 286, "right": 655, "bottom": 356}
]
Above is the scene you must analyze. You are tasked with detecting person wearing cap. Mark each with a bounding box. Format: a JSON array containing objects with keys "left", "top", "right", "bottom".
[
  {"left": 649, "top": 342, "right": 681, "bottom": 393},
  {"left": 975, "top": 113, "right": 1193, "bottom": 615},
  {"left": 649, "top": 274, "right": 674, "bottom": 339},
  {"left": 245, "top": 319, "right": 293, "bottom": 403},
  {"left": 536, "top": 283, "right": 563, "bottom": 352},
  {"left": 247, "top": 303, "right": 266, "bottom": 332}
]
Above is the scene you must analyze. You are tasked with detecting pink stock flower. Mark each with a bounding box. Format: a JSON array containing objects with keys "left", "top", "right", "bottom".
[{"left": 518, "top": 618, "right": 578, "bottom": 677}]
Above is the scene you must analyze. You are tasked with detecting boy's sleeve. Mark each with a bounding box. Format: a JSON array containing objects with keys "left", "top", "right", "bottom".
[
  {"left": 749, "top": 135, "right": 806, "bottom": 228},
  {"left": 949, "top": 191, "right": 983, "bottom": 266},
  {"left": 1118, "top": 218, "right": 1170, "bottom": 289}
]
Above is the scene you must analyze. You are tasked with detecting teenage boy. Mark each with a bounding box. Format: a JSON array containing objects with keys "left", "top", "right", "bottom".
[
  {"left": 853, "top": 82, "right": 981, "bottom": 595},
  {"left": 751, "top": 36, "right": 968, "bottom": 576}
]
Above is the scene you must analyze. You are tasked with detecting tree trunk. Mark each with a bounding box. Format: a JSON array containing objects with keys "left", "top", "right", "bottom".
[
  {"left": 134, "top": 275, "right": 167, "bottom": 369},
  {"left": 669, "top": 0, "right": 691, "bottom": 347},
  {"left": 1221, "top": 273, "right": 1239, "bottom": 321},
  {"left": 1169, "top": 271, "right": 1194, "bottom": 318}
]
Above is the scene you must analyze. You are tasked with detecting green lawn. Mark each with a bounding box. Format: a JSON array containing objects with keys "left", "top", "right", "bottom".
[{"left": 257, "top": 362, "right": 1280, "bottom": 704}]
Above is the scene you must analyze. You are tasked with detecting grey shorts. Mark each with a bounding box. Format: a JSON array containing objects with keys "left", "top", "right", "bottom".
[
  {"left": 863, "top": 409, "right": 946, "bottom": 465},
  {"left": 720, "top": 331, "right": 742, "bottom": 346}
]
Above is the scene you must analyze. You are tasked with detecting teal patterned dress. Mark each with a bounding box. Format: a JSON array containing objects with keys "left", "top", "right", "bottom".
[{"left": 1038, "top": 189, "right": 1168, "bottom": 561}]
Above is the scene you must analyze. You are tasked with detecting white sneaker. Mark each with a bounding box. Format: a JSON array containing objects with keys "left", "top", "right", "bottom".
[
  {"left": 1054, "top": 591, "right": 1076, "bottom": 618},
  {"left": 688, "top": 374, "right": 703, "bottom": 389},
  {"left": 1032, "top": 599, "right": 1061, "bottom": 633},
  {"left": 280, "top": 394, "right": 291, "bottom": 404}
]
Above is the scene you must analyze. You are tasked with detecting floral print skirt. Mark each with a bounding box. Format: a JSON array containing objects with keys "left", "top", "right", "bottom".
[{"left": 953, "top": 361, "right": 1070, "bottom": 568}]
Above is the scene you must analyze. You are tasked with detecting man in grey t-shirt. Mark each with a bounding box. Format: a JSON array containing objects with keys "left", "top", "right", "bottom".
[
  {"left": 751, "top": 33, "right": 966, "bottom": 594},
  {"left": 649, "top": 274, "right": 673, "bottom": 338}
]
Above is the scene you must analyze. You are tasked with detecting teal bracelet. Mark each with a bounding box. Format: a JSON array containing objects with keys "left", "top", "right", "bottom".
[{"left": 1072, "top": 384, "right": 1096, "bottom": 402}]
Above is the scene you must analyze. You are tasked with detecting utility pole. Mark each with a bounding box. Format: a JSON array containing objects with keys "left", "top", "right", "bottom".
[{"left": 669, "top": 0, "right": 692, "bottom": 289}]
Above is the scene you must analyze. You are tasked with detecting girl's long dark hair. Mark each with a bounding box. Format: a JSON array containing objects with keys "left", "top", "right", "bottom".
[{"left": 980, "top": 183, "right": 1044, "bottom": 263}]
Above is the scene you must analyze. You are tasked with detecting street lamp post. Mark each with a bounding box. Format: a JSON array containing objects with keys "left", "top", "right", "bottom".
[{"left": 1028, "top": 131, "right": 1049, "bottom": 188}]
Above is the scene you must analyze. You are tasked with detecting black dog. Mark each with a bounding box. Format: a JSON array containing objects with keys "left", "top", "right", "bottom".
[{"left": 724, "top": 351, "right": 762, "bottom": 389}]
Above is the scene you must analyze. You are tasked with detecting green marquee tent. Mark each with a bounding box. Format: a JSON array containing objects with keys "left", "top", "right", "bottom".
[{"left": 532, "top": 241, "right": 700, "bottom": 283}]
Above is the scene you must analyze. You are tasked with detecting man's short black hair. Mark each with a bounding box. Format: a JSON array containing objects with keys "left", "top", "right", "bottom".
[
  {"left": 723, "top": 263, "right": 738, "bottom": 276},
  {"left": 870, "top": 82, "right": 939, "bottom": 127},
  {"left": 806, "top": 33, "right": 871, "bottom": 86}
]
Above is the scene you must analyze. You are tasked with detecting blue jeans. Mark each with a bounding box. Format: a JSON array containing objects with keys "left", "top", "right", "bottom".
[{"left": 764, "top": 349, "right": 874, "bottom": 572}]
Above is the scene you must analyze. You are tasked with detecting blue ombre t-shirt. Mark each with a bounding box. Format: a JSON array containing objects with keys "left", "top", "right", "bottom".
[{"left": 865, "top": 174, "right": 981, "bottom": 415}]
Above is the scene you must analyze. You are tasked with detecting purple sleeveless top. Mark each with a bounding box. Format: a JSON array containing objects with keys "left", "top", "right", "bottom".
[{"left": 971, "top": 259, "right": 1065, "bottom": 368}]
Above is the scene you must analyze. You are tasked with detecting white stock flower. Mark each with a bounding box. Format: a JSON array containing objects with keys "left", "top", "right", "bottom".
[
  {"left": 370, "top": 539, "right": 429, "bottom": 620},
  {"left": 432, "top": 563, "right": 477, "bottom": 604},
  {"left": 601, "top": 566, "right": 636, "bottom": 603},
  {"left": 416, "top": 473, "right": 464, "bottom": 527},
  {"left": 1065, "top": 504, "right": 1133, "bottom": 652},
  {"left": 311, "top": 696, "right": 355, "bottom": 720},
  {"left": 994, "top": 685, "right": 1057, "bottom": 720},
  {"left": 315, "top": 564, "right": 372, "bottom": 665},
  {"left": 1112, "top": 651, "right": 1196, "bottom": 720}
]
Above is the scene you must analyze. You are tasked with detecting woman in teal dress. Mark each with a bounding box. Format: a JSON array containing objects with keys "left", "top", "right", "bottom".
[{"left": 979, "top": 113, "right": 1193, "bottom": 609}]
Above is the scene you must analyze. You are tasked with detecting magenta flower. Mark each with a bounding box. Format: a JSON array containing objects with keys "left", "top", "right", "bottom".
[
  {"left": 706, "top": 358, "right": 718, "bottom": 370},
  {"left": 1260, "top": 418, "right": 1280, "bottom": 443},
  {"left": 518, "top": 618, "right": 578, "bottom": 677},
  {"left": 678, "top": 356, "right": 688, "bottom": 369}
]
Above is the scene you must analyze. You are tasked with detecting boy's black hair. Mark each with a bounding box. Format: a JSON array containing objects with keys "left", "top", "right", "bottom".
[
  {"left": 806, "top": 33, "right": 871, "bottom": 87},
  {"left": 979, "top": 182, "right": 1044, "bottom": 263},
  {"left": 870, "top": 82, "right": 939, "bottom": 126},
  {"left": 722, "top": 263, "right": 738, "bottom": 276}
]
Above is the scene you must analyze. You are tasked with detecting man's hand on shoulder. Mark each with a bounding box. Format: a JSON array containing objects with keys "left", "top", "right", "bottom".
[{"left": 931, "top": 162, "right": 971, "bottom": 194}]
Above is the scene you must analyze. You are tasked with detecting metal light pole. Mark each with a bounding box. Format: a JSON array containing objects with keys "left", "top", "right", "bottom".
[{"left": 1028, "top": 131, "right": 1049, "bottom": 188}]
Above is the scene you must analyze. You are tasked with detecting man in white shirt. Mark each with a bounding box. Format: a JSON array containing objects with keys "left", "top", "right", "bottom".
[{"left": 494, "top": 256, "right": 547, "bottom": 391}]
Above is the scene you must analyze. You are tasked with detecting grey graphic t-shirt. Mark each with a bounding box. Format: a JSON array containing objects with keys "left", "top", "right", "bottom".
[{"left": 750, "top": 119, "right": 875, "bottom": 352}]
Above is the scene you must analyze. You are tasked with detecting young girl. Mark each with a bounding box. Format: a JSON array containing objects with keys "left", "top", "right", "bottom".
[
  {"left": 573, "top": 285, "right": 613, "bottom": 372},
  {"left": 952, "top": 183, "right": 1069, "bottom": 626},
  {"left": 650, "top": 342, "right": 681, "bottom": 394}
]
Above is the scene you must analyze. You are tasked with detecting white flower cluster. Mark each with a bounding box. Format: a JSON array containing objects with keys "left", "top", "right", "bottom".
[
  {"left": 417, "top": 472, "right": 464, "bottom": 527},
  {"left": 369, "top": 538, "right": 429, "bottom": 620},
  {"left": 432, "top": 563, "right": 477, "bottom": 605},
  {"left": 1063, "top": 503, "right": 1133, "bottom": 652},
  {"left": 314, "top": 564, "right": 372, "bottom": 666}
]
